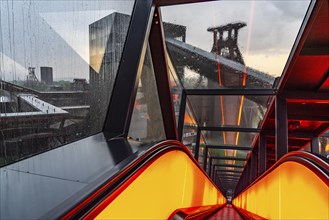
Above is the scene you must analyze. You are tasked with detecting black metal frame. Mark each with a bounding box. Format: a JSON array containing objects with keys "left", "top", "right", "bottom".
[
  {"left": 200, "top": 126, "right": 260, "bottom": 133},
  {"left": 258, "top": 132, "right": 266, "bottom": 176},
  {"left": 311, "top": 137, "right": 319, "bottom": 154},
  {"left": 185, "top": 89, "right": 276, "bottom": 96},
  {"left": 177, "top": 91, "right": 186, "bottom": 141},
  {"left": 207, "top": 145, "right": 252, "bottom": 151},
  {"left": 100, "top": 0, "right": 322, "bottom": 198},
  {"left": 213, "top": 164, "right": 244, "bottom": 169},
  {"left": 1, "top": 0, "right": 326, "bottom": 216},
  {"left": 103, "top": 0, "right": 154, "bottom": 138},
  {"left": 149, "top": 7, "right": 178, "bottom": 140},
  {"left": 216, "top": 169, "right": 242, "bottom": 174},
  {"left": 275, "top": 96, "right": 288, "bottom": 160},
  {"left": 211, "top": 156, "right": 247, "bottom": 161}
]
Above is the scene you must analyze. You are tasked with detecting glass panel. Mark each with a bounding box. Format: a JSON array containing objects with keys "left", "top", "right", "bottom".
[
  {"left": 199, "top": 135, "right": 207, "bottom": 166},
  {"left": 188, "top": 95, "right": 269, "bottom": 128},
  {"left": 218, "top": 167, "right": 243, "bottom": 173},
  {"left": 302, "top": 143, "right": 311, "bottom": 152},
  {"left": 214, "top": 159, "right": 245, "bottom": 168},
  {"left": 168, "top": 54, "right": 183, "bottom": 124},
  {"left": 0, "top": 1, "right": 135, "bottom": 166},
  {"left": 210, "top": 149, "right": 248, "bottom": 160},
  {"left": 162, "top": 0, "right": 310, "bottom": 89},
  {"left": 181, "top": 103, "right": 197, "bottom": 153},
  {"left": 128, "top": 45, "right": 166, "bottom": 143},
  {"left": 319, "top": 131, "right": 329, "bottom": 158},
  {"left": 202, "top": 131, "right": 257, "bottom": 147}
]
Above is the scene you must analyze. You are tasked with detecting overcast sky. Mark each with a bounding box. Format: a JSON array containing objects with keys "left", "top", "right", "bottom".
[
  {"left": 161, "top": 0, "right": 310, "bottom": 76},
  {"left": 0, "top": 0, "right": 134, "bottom": 81},
  {"left": 0, "top": 0, "right": 310, "bottom": 82}
]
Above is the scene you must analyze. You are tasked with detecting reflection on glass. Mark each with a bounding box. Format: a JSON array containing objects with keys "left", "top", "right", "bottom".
[
  {"left": 302, "top": 132, "right": 329, "bottom": 159},
  {"left": 162, "top": 0, "right": 310, "bottom": 89},
  {"left": 204, "top": 130, "right": 254, "bottom": 165},
  {"left": 202, "top": 131, "right": 257, "bottom": 147},
  {"left": 168, "top": 54, "right": 183, "bottom": 124},
  {"left": 0, "top": 1, "right": 135, "bottom": 166},
  {"left": 319, "top": 132, "right": 329, "bottom": 158},
  {"left": 128, "top": 45, "right": 165, "bottom": 143},
  {"left": 181, "top": 104, "right": 197, "bottom": 154},
  {"left": 188, "top": 95, "right": 268, "bottom": 129}
]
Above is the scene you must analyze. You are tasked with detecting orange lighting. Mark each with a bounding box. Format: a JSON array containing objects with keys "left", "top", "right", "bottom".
[
  {"left": 235, "top": 0, "right": 255, "bottom": 148},
  {"left": 233, "top": 161, "right": 329, "bottom": 219},
  {"left": 85, "top": 150, "right": 226, "bottom": 219},
  {"left": 215, "top": 31, "right": 227, "bottom": 146},
  {"left": 184, "top": 112, "right": 196, "bottom": 125}
]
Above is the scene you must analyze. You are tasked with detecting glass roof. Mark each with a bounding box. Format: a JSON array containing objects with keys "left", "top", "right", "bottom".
[
  {"left": 202, "top": 131, "right": 257, "bottom": 147},
  {"left": 161, "top": 0, "right": 310, "bottom": 89},
  {"left": 160, "top": 0, "right": 310, "bottom": 192},
  {"left": 188, "top": 95, "right": 269, "bottom": 128}
]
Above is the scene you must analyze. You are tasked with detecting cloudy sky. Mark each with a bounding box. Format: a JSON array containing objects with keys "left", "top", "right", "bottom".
[
  {"left": 0, "top": 0, "right": 134, "bottom": 81},
  {"left": 0, "top": 0, "right": 310, "bottom": 82},
  {"left": 161, "top": 0, "right": 310, "bottom": 77}
]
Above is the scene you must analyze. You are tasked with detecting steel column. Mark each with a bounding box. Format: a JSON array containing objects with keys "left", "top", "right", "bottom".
[
  {"left": 213, "top": 164, "right": 244, "bottom": 169},
  {"left": 177, "top": 91, "right": 186, "bottom": 141},
  {"left": 311, "top": 137, "right": 320, "bottom": 154},
  {"left": 149, "top": 7, "right": 178, "bottom": 140},
  {"left": 207, "top": 145, "right": 252, "bottom": 151},
  {"left": 250, "top": 151, "right": 257, "bottom": 182},
  {"left": 211, "top": 156, "right": 247, "bottom": 161},
  {"left": 103, "top": 0, "right": 154, "bottom": 138},
  {"left": 208, "top": 157, "right": 212, "bottom": 177},
  {"left": 258, "top": 132, "right": 267, "bottom": 176},
  {"left": 200, "top": 126, "right": 260, "bottom": 133},
  {"left": 275, "top": 96, "right": 288, "bottom": 160},
  {"left": 185, "top": 88, "right": 276, "bottom": 96},
  {"left": 203, "top": 146, "right": 208, "bottom": 170},
  {"left": 194, "top": 127, "right": 201, "bottom": 161}
]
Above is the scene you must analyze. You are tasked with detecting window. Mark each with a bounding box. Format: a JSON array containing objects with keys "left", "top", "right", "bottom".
[{"left": 0, "top": 0, "right": 135, "bottom": 166}]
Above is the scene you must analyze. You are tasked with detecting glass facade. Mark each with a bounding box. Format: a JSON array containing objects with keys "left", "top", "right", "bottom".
[
  {"left": 188, "top": 95, "right": 268, "bottom": 128},
  {"left": 161, "top": 0, "right": 312, "bottom": 189},
  {"left": 162, "top": 0, "right": 310, "bottom": 88},
  {"left": 1, "top": 0, "right": 327, "bottom": 218},
  {"left": 181, "top": 104, "right": 197, "bottom": 153},
  {"left": 0, "top": 1, "right": 135, "bottom": 166},
  {"left": 128, "top": 45, "right": 166, "bottom": 143}
]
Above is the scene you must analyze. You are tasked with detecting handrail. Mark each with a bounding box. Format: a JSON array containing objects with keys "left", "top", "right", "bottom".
[
  {"left": 60, "top": 139, "right": 225, "bottom": 219},
  {"left": 235, "top": 150, "right": 329, "bottom": 197}
]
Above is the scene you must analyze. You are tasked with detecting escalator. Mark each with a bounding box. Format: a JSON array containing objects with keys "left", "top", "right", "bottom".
[
  {"left": 59, "top": 140, "right": 226, "bottom": 219},
  {"left": 57, "top": 140, "right": 328, "bottom": 220},
  {"left": 1, "top": 137, "right": 328, "bottom": 219}
]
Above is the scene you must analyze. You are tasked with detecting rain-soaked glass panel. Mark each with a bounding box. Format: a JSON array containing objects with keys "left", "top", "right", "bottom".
[
  {"left": 210, "top": 149, "right": 248, "bottom": 160},
  {"left": 0, "top": 1, "right": 135, "bottom": 166},
  {"left": 128, "top": 45, "right": 165, "bottom": 143},
  {"left": 212, "top": 158, "right": 245, "bottom": 169},
  {"left": 181, "top": 103, "right": 197, "bottom": 153},
  {"left": 319, "top": 131, "right": 329, "bottom": 158},
  {"left": 217, "top": 167, "right": 243, "bottom": 173},
  {"left": 202, "top": 131, "right": 257, "bottom": 147},
  {"left": 168, "top": 54, "right": 183, "bottom": 124},
  {"left": 161, "top": 1, "right": 310, "bottom": 89},
  {"left": 188, "top": 95, "right": 269, "bottom": 128}
]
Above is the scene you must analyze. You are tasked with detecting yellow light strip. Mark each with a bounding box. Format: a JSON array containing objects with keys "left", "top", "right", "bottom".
[
  {"left": 233, "top": 161, "right": 329, "bottom": 219},
  {"left": 91, "top": 150, "right": 226, "bottom": 219}
]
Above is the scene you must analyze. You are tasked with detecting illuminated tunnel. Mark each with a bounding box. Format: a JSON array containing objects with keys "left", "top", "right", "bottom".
[
  {"left": 59, "top": 142, "right": 328, "bottom": 219},
  {"left": 0, "top": 0, "right": 328, "bottom": 219}
]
